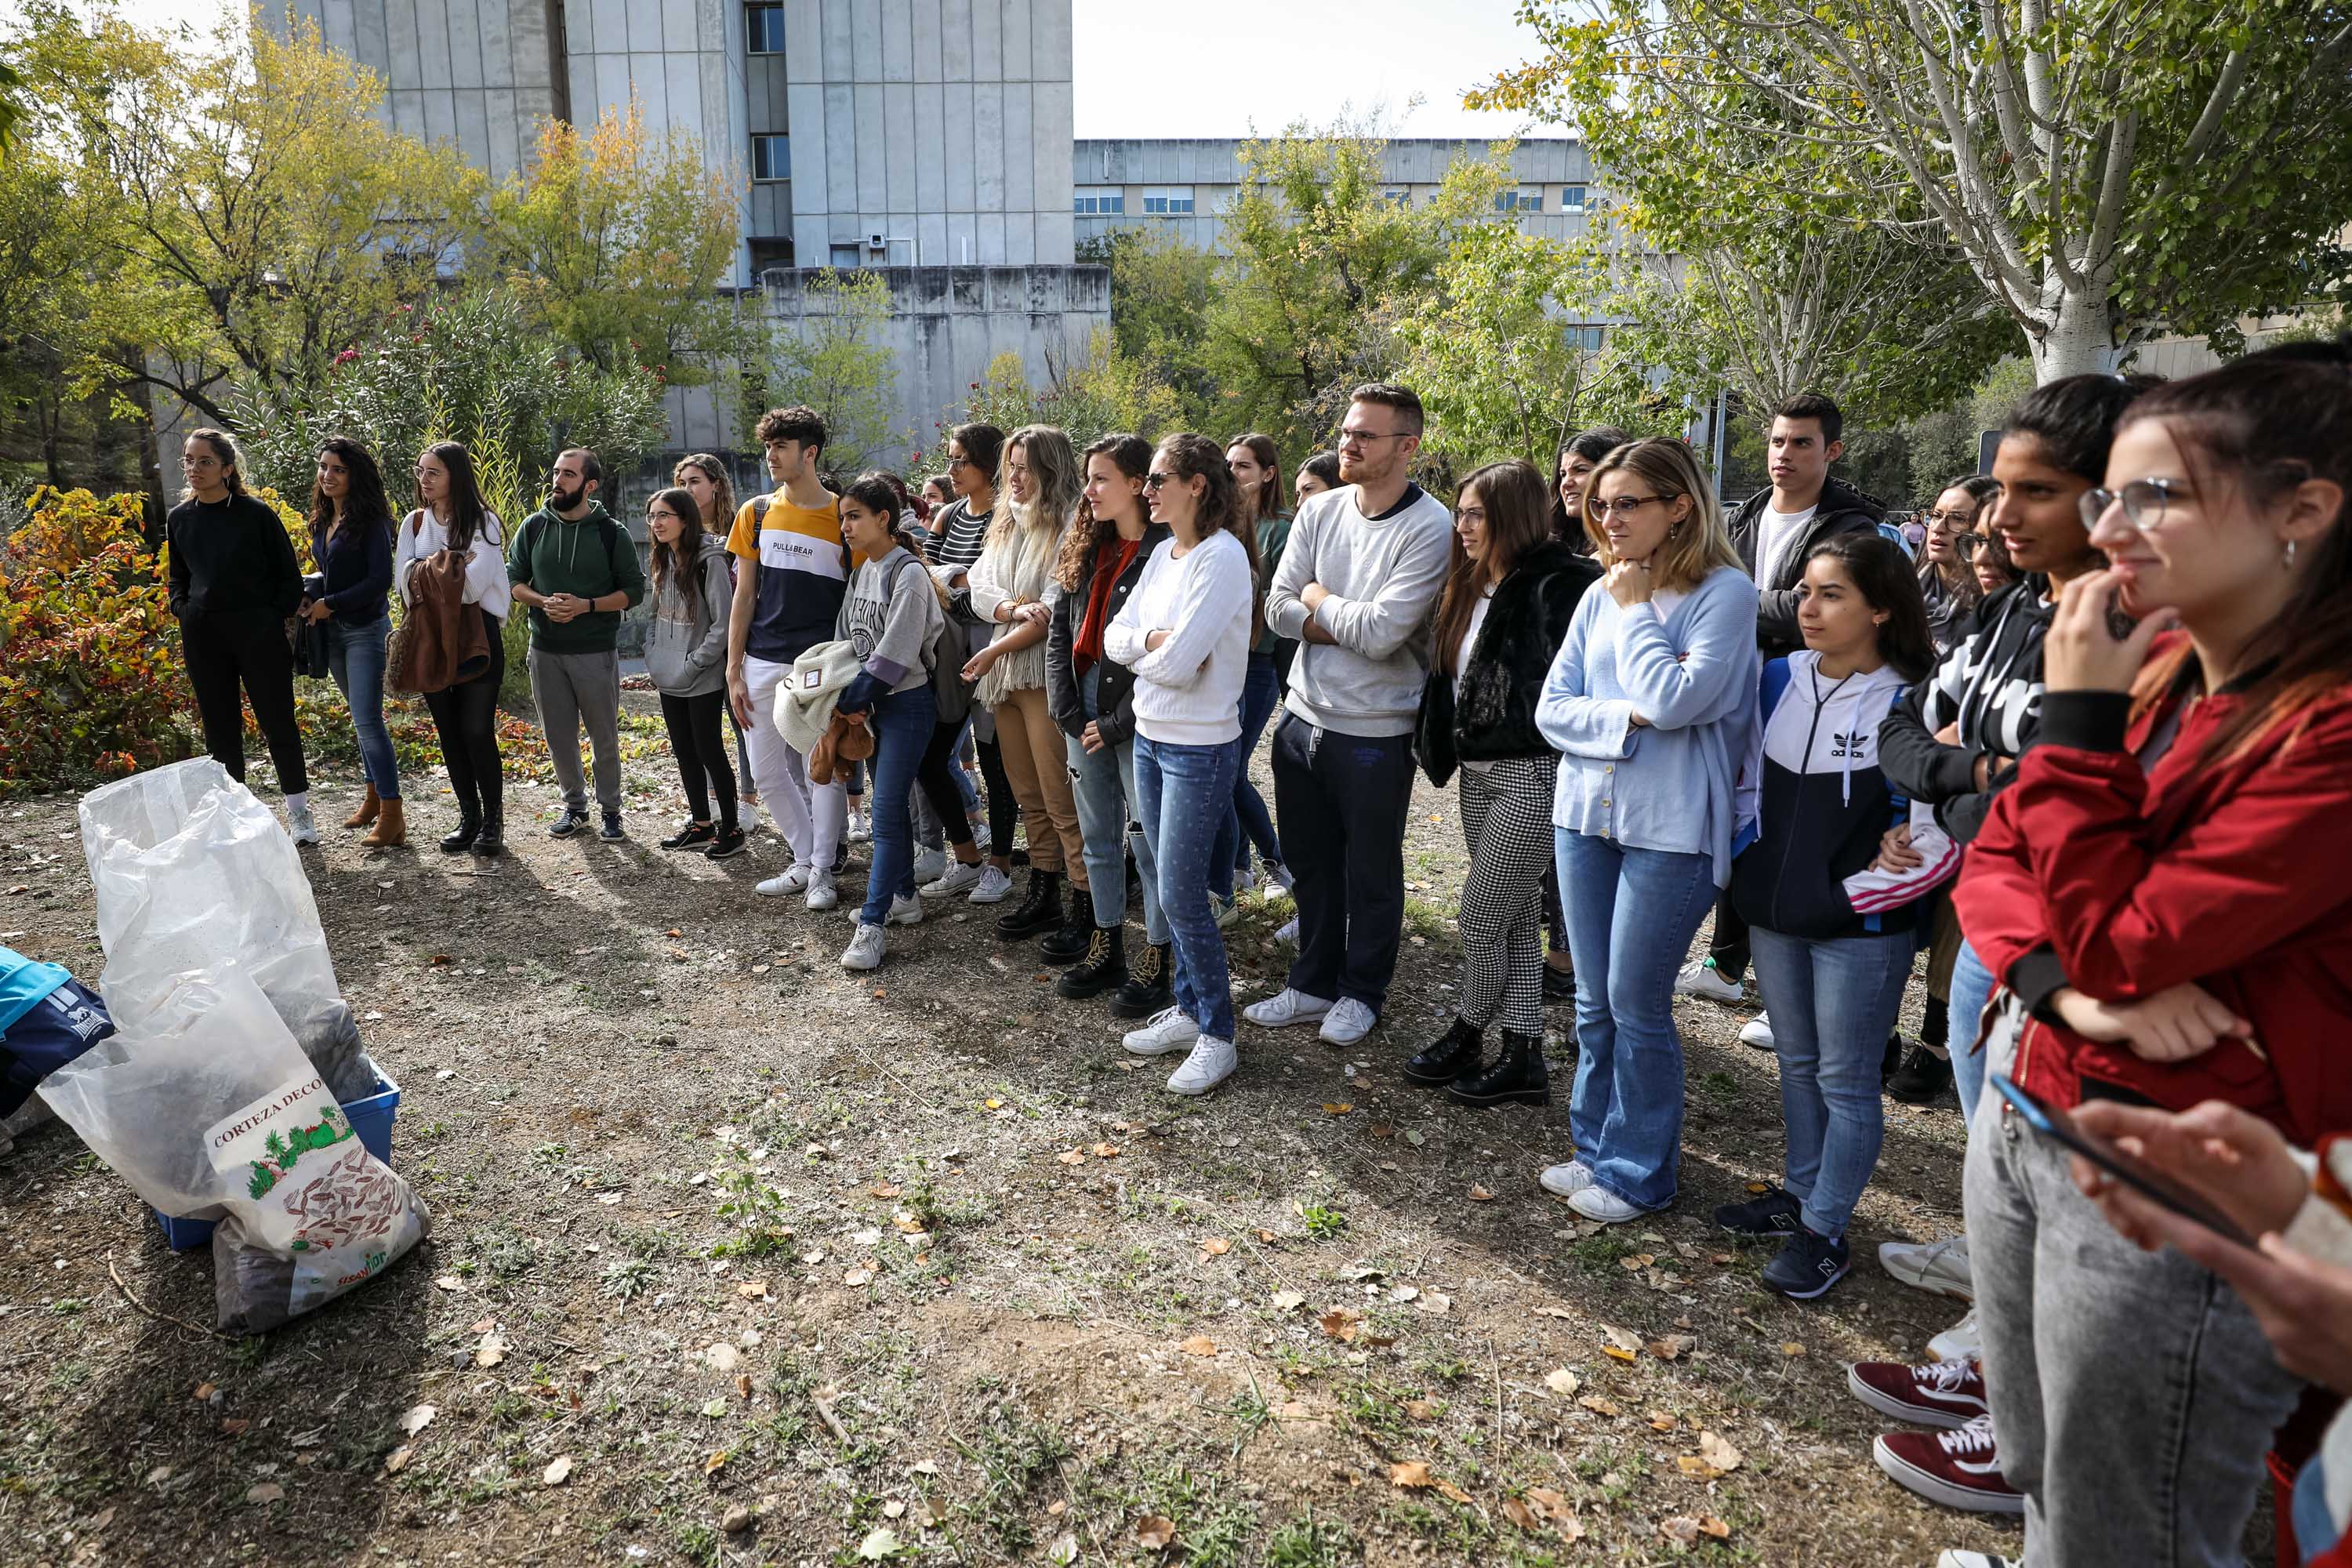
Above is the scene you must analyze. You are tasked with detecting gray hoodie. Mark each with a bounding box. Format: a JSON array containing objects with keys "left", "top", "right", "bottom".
[{"left": 644, "top": 535, "right": 734, "bottom": 698}]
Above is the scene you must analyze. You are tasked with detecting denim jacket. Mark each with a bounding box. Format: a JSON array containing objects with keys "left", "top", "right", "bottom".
[{"left": 1534, "top": 564, "right": 1759, "bottom": 887}]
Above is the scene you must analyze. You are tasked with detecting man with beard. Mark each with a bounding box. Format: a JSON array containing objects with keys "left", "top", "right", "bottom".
[{"left": 509, "top": 448, "right": 645, "bottom": 840}]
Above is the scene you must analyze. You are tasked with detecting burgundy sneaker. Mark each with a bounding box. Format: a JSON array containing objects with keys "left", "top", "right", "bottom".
[
  {"left": 1846, "top": 1356, "right": 1989, "bottom": 1429},
  {"left": 1873, "top": 1414, "right": 2024, "bottom": 1515}
]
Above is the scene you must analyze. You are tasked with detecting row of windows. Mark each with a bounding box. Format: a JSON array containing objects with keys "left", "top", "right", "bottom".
[{"left": 1073, "top": 183, "right": 1593, "bottom": 216}]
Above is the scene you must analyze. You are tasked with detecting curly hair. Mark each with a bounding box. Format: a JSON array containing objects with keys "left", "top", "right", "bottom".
[{"left": 1054, "top": 433, "right": 1152, "bottom": 592}]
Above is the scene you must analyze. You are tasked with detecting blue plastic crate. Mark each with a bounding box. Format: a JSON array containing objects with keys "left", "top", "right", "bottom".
[{"left": 154, "top": 1072, "right": 401, "bottom": 1251}]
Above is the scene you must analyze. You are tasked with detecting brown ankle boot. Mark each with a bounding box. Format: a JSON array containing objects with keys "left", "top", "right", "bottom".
[
  {"left": 363, "top": 797, "right": 406, "bottom": 848},
  {"left": 343, "top": 783, "right": 382, "bottom": 829}
]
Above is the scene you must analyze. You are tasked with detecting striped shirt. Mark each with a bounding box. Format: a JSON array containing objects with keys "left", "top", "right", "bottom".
[{"left": 726, "top": 492, "right": 851, "bottom": 665}]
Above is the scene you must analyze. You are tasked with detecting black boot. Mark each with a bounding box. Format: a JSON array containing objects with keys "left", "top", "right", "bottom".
[
  {"left": 996, "top": 869, "right": 1062, "bottom": 941},
  {"left": 1057, "top": 921, "right": 1127, "bottom": 1000},
  {"left": 1447, "top": 1027, "right": 1552, "bottom": 1108},
  {"left": 1886, "top": 1044, "right": 1954, "bottom": 1105},
  {"left": 1882, "top": 1031, "right": 1909, "bottom": 1082},
  {"left": 1040, "top": 887, "right": 1094, "bottom": 965},
  {"left": 1403, "top": 1017, "right": 1485, "bottom": 1087},
  {"left": 439, "top": 810, "right": 481, "bottom": 855},
  {"left": 1111, "top": 942, "right": 1173, "bottom": 1019},
  {"left": 470, "top": 800, "right": 504, "bottom": 857}
]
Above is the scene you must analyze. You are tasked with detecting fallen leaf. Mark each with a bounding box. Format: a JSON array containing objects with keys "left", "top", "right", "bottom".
[
  {"left": 1200, "top": 1237, "right": 1231, "bottom": 1256},
  {"left": 1555, "top": 1517, "right": 1588, "bottom": 1544},
  {"left": 1388, "top": 1461, "right": 1435, "bottom": 1490},
  {"left": 1403, "top": 1398, "right": 1440, "bottom": 1419},
  {"left": 1414, "top": 1290, "right": 1452, "bottom": 1316},
  {"left": 984, "top": 1098, "right": 1004, "bottom": 1110},
  {"left": 1649, "top": 1411, "right": 1676, "bottom": 1432},
  {"left": 469, "top": 1316, "right": 495, "bottom": 1334},
  {"left": 1543, "top": 1368, "right": 1581, "bottom": 1397},
  {"left": 1533, "top": 1305, "right": 1574, "bottom": 1320},
  {"left": 192, "top": 1381, "right": 216, "bottom": 1401},
  {"left": 1256, "top": 1229, "right": 1278, "bottom": 1243},
  {"left": 704, "top": 1450, "right": 728, "bottom": 1475},
  {"left": 245, "top": 1483, "right": 284, "bottom": 1504},
  {"left": 1746, "top": 1181, "right": 1770, "bottom": 1194},
  {"left": 219, "top": 1417, "right": 251, "bottom": 1436},
  {"left": 1619, "top": 1252, "right": 1657, "bottom": 1271},
  {"left": 543, "top": 1455, "right": 573, "bottom": 1486},
  {"left": 1057, "top": 1149, "right": 1087, "bottom": 1165},
  {"left": 1661, "top": 1516, "right": 1702, "bottom": 1547},
  {"left": 1436, "top": 1479, "right": 1473, "bottom": 1504},
  {"left": 474, "top": 1330, "right": 507, "bottom": 1368},
  {"left": 736, "top": 1374, "right": 753, "bottom": 1399},
  {"left": 1698, "top": 1430, "right": 1743, "bottom": 1472},
  {"left": 1699, "top": 1515, "right": 1733, "bottom": 1539},
  {"left": 666, "top": 927, "right": 683, "bottom": 938},
  {"left": 869, "top": 1183, "right": 902, "bottom": 1198},
  {"left": 702, "top": 1342, "right": 740, "bottom": 1373},
  {"left": 398, "top": 1404, "right": 437, "bottom": 1437},
  {"left": 433, "top": 1275, "right": 464, "bottom": 1293},
  {"left": 1503, "top": 1497, "right": 1541, "bottom": 1531},
  {"left": 1676, "top": 1454, "right": 1723, "bottom": 1479},
  {"left": 1388, "top": 1283, "right": 1419, "bottom": 1302},
  {"left": 702, "top": 1397, "right": 728, "bottom": 1417},
  {"left": 1091, "top": 1142, "right": 1120, "bottom": 1158},
  {"left": 1322, "top": 1102, "right": 1354, "bottom": 1115},
  {"left": 1579, "top": 1394, "right": 1621, "bottom": 1417},
  {"left": 1179, "top": 1335, "right": 1219, "bottom": 1357},
  {"left": 1647, "top": 1334, "right": 1697, "bottom": 1361},
  {"left": 1468, "top": 1184, "right": 1495, "bottom": 1201},
  {"left": 1782, "top": 1341, "right": 1808, "bottom": 1357},
  {"left": 1403, "top": 1129, "right": 1426, "bottom": 1146},
  {"left": 737, "top": 1279, "right": 771, "bottom": 1299},
  {"left": 382, "top": 1446, "right": 412, "bottom": 1475},
  {"left": 1317, "top": 1308, "right": 1362, "bottom": 1342},
  {"left": 842, "top": 1267, "right": 873, "bottom": 1287},
  {"left": 1134, "top": 1514, "right": 1177, "bottom": 1550},
  {"left": 1528, "top": 1486, "right": 1570, "bottom": 1516},
  {"left": 1047, "top": 1500, "right": 1066, "bottom": 1517},
  {"left": 1601, "top": 1323, "right": 1644, "bottom": 1353},
  {"left": 856, "top": 1527, "right": 899, "bottom": 1561},
  {"left": 1602, "top": 1344, "right": 1639, "bottom": 1363},
  {"left": 1269, "top": 1289, "right": 1306, "bottom": 1311}
]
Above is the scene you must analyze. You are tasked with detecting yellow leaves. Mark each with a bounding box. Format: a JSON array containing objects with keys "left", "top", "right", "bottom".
[
  {"left": 1388, "top": 1461, "right": 1436, "bottom": 1490},
  {"left": 1199, "top": 1237, "right": 1232, "bottom": 1257},
  {"left": 1468, "top": 1185, "right": 1497, "bottom": 1202},
  {"left": 1321, "top": 1102, "right": 1355, "bottom": 1116},
  {"left": 1317, "top": 1308, "right": 1363, "bottom": 1342},
  {"left": 1178, "top": 1335, "right": 1219, "bottom": 1357},
  {"left": 1134, "top": 1515, "right": 1177, "bottom": 1550}
]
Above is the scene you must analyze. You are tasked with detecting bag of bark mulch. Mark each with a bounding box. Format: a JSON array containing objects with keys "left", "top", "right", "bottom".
[{"left": 38, "top": 965, "right": 428, "bottom": 1334}]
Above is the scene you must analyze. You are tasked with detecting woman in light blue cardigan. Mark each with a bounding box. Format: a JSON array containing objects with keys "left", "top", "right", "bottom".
[{"left": 1534, "top": 437, "right": 1759, "bottom": 1224}]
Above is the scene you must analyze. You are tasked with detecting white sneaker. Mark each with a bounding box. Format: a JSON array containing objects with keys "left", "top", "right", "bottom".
[
  {"left": 287, "top": 798, "right": 321, "bottom": 847},
  {"left": 1275, "top": 917, "right": 1299, "bottom": 945},
  {"left": 1929, "top": 1305, "right": 1983, "bottom": 1364},
  {"left": 1244, "top": 988, "right": 1333, "bottom": 1029},
  {"left": 968, "top": 815, "right": 991, "bottom": 853},
  {"left": 1880, "top": 1234, "right": 1973, "bottom": 1301},
  {"left": 922, "top": 859, "right": 984, "bottom": 898},
  {"left": 846, "top": 807, "right": 872, "bottom": 844},
  {"left": 1266, "top": 861, "right": 1295, "bottom": 894},
  {"left": 1675, "top": 960, "right": 1744, "bottom": 1004},
  {"left": 1538, "top": 1160, "right": 1596, "bottom": 1197},
  {"left": 967, "top": 865, "right": 1013, "bottom": 904},
  {"left": 1166, "top": 1036, "right": 1237, "bottom": 1096},
  {"left": 1936, "top": 1551, "right": 2020, "bottom": 1568},
  {"left": 758, "top": 863, "right": 811, "bottom": 898},
  {"left": 1233, "top": 866, "right": 1258, "bottom": 896},
  {"left": 1318, "top": 997, "right": 1376, "bottom": 1046},
  {"left": 1738, "top": 1012, "right": 1777, "bottom": 1048},
  {"left": 1123, "top": 1006, "right": 1201, "bottom": 1058},
  {"left": 1210, "top": 893, "right": 1240, "bottom": 929},
  {"left": 1565, "top": 1185, "right": 1649, "bottom": 1225},
  {"left": 839, "top": 921, "right": 887, "bottom": 971},
  {"left": 805, "top": 871, "right": 839, "bottom": 911},
  {"left": 910, "top": 846, "right": 947, "bottom": 884},
  {"left": 885, "top": 892, "right": 924, "bottom": 927}
]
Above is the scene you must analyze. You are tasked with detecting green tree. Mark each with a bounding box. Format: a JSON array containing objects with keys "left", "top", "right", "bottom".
[
  {"left": 1079, "top": 227, "right": 1219, "bottom": 426},
  {"left": 918, "top": 332, "right": 1184, "bottom": 475},
  {"left": 1479, "top": 0, "right": 2352, "bottom": 381},
  {"left": 738, "top": 269, "right": 901, "bottom": 474}
]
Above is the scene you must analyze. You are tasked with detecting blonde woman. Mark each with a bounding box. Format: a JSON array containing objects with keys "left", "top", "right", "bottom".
[
  {"left": 1532, "top": 437, "right": 1759, "bottom": 1225},
  {"left": 961, "top": 426, "right": 1091, "bottom": 942}
]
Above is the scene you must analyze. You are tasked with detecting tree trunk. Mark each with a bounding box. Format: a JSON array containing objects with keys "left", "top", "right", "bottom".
[{"left": 2028, "top": 281, "right": 2124, "bottom": 383}]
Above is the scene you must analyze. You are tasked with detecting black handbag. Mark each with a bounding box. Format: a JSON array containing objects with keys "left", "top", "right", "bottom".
[{"left": 291, "top": 573, "right": 332, "bottom": 679}]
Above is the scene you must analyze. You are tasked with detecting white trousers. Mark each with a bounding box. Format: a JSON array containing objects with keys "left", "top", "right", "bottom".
[{"left": 742, "top": 654, "right": 845, "bottom": 869}]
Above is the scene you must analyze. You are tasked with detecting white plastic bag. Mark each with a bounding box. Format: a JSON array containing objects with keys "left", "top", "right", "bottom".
[
  {"left": 39, "top": 964, "right": 427, "bottom": 1332},
  {"left": 78, "top": 759, "right": 372, "bottom": 1101}
]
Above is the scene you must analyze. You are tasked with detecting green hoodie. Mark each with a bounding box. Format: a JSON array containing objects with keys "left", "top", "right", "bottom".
[{"left": 506, "top": 500, "right": 647, "bottom": 654}]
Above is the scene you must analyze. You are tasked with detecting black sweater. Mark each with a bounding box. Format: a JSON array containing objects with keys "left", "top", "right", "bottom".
[
  {"left": 1046, "top": 524, "right": 1171, "bottom": 749},
  {"left": 167, "top": 494, "right": 303, "bottom": 623},
  {"left": 310, "top": 516, "right": 394, "bottom": 626},
  {"left": 1726, "top": 477, "right": 1887, "bottom": 655},
  {"left": 1877, "top": 579, "right": 2055, "bottom": 843},
  {"left": 1416, "top": 541, "right": 1602, "bottom": 785}
]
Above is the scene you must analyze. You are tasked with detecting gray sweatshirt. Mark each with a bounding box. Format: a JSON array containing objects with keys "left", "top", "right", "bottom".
[
  {"left": 837, "top": 546, "right": 943, "bottom": 697},
  {"left": 644, "top": 535, "right": 734, "bottom": 698},
  {"left": 1264, "top": 482, "right": 1455, "bottom": 736}
]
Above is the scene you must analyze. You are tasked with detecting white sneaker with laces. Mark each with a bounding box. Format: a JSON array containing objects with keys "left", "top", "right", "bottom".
[
  {"left": 757, "top": 863, "right": 811, "bottom": 898},
  {"left": 1318, "top": 997, "right": 1377, "bottom": 1045},
  {"left": 846, "top": 807, "right": 872, "bottom": 844},
  {"left": 922, "top": 859, "right": 984, "bottom": 898},
  {"left": 1929, "top": 1305, "right": 1984, "bottom": 1364},
  {"left": 1123, "top": 1006, "right": 1201, "bottom": 1058},
  {"left": 1538, "top": 1160, "right": 1596, "bottom": 1197},
  {"left": 839, "top": 921, "right": 887, "bottom": 971},
  {"left": 1675, "top": 959, "right": 1744, "bottom": 1003},
  {"left": 1266, "top": 861, "right": 1295, "bottom": 893},
  {"left": 968, "top": 864, "right": 1013, "bottom": 904},
  {"left": 884, "top": 891, "right": 924, "bottom": 927},
  {"left": 910, "top": 846, "right": 947, "bottom": 884},
  {"left": 805, "top": 871, "right": 839, "bottom": 911},
  {"left": 1880, "top": 1234, "right": 1974, "bottom": 1301},
  {"left": 1739, "top": 1012, "right": 1777, "bottom": 1048},
  {"left": 1166, "top": 1036, "right": 1237, "bottom": 1095},
  {"left": 969, "top": 816, "right": 992, "bottom": 853},
  {"left": 1565, "top": 1185, "right": 1648, "bottom": 1225},
  {"left": 1275, "top": 916, "right": 1299, "bottom": 944},
  {"left": 1244, "top": 987, "right": 1333, "bottom": 1029},
  {"left": 287, "top": 797, "right": 321, "bottom": 847}
]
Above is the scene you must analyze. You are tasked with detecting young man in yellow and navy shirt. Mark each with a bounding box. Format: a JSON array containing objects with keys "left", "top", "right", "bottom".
[{"left": 725, "top": 405, "right": 862, "bottom": 910}]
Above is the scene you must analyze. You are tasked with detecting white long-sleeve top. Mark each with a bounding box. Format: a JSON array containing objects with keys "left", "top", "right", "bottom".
[
  {"left": 396, "top": 506, "right": 512, "bottom": 621},
  {"left": 1105, "top": 530, "right": 1251, "bottom": 746}
]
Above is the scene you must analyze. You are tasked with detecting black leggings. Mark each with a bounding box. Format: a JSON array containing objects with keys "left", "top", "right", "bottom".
[
  {"left": 920, "top": 720, "right": 978, "bottom": 849},
  {"left": 420, "top": 608, "right": 504, "bottom": 820},
  {"left": 975, "top": 731, "right": 1018, "bottom": 855},
  {"left": 659, "top": 688, "right": 738, "bottom": 829},
  {"left": 181, "top": 610, "right": 308, "bottom": 794}
]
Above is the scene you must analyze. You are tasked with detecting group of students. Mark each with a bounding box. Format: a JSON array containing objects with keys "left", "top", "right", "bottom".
[{"left": 161, "top": 345, "right": 2352, "bottom": 1566}]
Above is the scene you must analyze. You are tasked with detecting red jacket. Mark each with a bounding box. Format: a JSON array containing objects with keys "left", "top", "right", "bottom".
[{"left": 1953, "top": 653, "right": 2352, "bottom": 1147}]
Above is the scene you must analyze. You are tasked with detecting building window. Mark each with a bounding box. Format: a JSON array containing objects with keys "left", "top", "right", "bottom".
[
  {"left": 1073, "top": 187, "right": 1124, "bottom": 216},
  {"left": 1494, "top": 186, "right": 1544, "bottom": 213},
  {"left": 751, "top": 134, "right": 789, "bottom": 182},
  {"left": 1566, "top": 324, "right": 1607, "bottom": 352},
  {"left": 1141, "top": 185, "right": 1194, "bottom": 216},
  {"left": 747, "top": 238, "right": 793, "bottom": 274},
  {"left": 1382, "top": 188, "right": 1411, "bottom": 205},
  {"left": 1561, "top": 183, "right": 1588, "bottom": 214},
  {"left": 746, "top": 4, "right": 785, "bottom": 54}
]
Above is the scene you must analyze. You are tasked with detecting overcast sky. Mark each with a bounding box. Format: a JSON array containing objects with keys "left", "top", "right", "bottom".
[{"left": 5, "top": 0, "right": 1570, "bottom": 140}]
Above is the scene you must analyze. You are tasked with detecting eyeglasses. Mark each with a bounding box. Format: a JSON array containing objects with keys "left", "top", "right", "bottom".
[
  {"left": 1591, "top": 495, "right": 1668, "bottom": 518},
  {"left": 1954, "top": 532, "right": 1992, "bottom": 556},
  {"left": 946, "top": 456, "right": 973, "bottom": 470},
  {"left": 1920, "top": 509, "right": 1974, "bottom": 527},
  {"left": 1337, "top": 429, "right": 1407, "bottom": 450},
  {"left": 1143, "top": 472, "right": 1172, "bottom": 490},
  {"left": 1457, "top": 506, "right": 1487, "bottom": 525},
  {"left": 2079, "top": 477, "right": 2187, "bottom": 532}
]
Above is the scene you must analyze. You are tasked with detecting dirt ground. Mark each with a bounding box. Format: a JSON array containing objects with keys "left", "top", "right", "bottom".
[{"left": 0, "top": 696, "right": 2036, "bottom": 1568}]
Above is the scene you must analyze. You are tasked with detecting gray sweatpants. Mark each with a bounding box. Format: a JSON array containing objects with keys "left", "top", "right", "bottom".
[
  {"left": 1963, "top": 1003, "right": 2306, "bottom": 1566},
  {"left": 528, "top": 647, "right": 623, "bottom": 817}
]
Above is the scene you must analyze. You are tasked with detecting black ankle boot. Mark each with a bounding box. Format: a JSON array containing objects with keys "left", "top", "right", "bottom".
[
  {"left": 1111, "top": 941, "right": 1173, "bottom": 1019},
  {"left": 1886, "top": 1044, "right": 1954, "bottom": 1105},
  {"left": 1447, "top": 1028, "right": 1552, "bottom": 1107},
  {"left": 1056, "top": 921, "right": 1127, "bottom": 999},
  {"left": 470, "top": 802, "right": 504, "bottom": 857},
  {"left": 1040, "top": 887, "right": 1094, "bottom": 964},
  {"left": 996, "top": 869, "right": 1062, "bottom": 941},
  {"left": 439, "top": 810, "right": 481, "bottom": 854},
  {"left": 1404, "top": 1017, "right": 1485, "bottom": 1086}
]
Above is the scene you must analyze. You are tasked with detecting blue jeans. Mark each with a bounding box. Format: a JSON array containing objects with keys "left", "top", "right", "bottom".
[
  {"left": 1135, "top": 733, "right": 1243, "bottom": 1040},
  {"left": 1948, "top": 938, "right": 1998, "bottom": 1127},
  {"left": 1226, "top": 652, "right": 1284, "bottom": 874},
  {"left": 1749, "top": 926, "right": 1912, "bottom": 1237},
  {"left": 325, "top": 615, "right": 399, "bottom": 798},
  {"left": 1068, "top": 666, "right": 1167, "bottom": 944},
  {"left": 1558, "top": 829, "right": 1715, "bottom": 1211},
  {"left": 855, "top": 687, "right": 936, "bottom": 925}
]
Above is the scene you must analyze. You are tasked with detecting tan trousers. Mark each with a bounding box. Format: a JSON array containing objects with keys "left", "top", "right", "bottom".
[{"left": 992, "top": 684, "right": 1088, "bottom": 887}]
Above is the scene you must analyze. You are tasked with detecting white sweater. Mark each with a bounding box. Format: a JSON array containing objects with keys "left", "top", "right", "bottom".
[
  {"left": 395, "top": 507, "right": 512, "bottom": 621},
  {"left": 1105, "top": 531, "right": 1252, "bottom": 746}
]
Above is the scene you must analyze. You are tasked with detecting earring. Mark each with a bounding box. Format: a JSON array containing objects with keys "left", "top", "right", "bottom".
[{"left": 2285, "top": 538, "right": 2299, "bottom": 569}]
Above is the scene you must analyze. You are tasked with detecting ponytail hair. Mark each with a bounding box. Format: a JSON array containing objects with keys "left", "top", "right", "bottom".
[
  {"left": 182, "top": 427, "right": 249, "bottom": 501},
  {"left": 1157, "top": 432, "right": 1262, "bottom": 642}
]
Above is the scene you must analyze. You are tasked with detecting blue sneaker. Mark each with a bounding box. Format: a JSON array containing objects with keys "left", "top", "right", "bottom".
[
  {"left": 1763, "top": 1228, "right": 1851, "bottom": 1301},
  {"left": 1712, "top": 1185, "right": 1803, "bottom": 1238}
]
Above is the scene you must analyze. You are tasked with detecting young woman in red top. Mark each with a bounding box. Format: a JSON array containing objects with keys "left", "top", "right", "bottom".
[{"left": 1951, "top": 339, "right": 2352, "bottom": 1568}]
